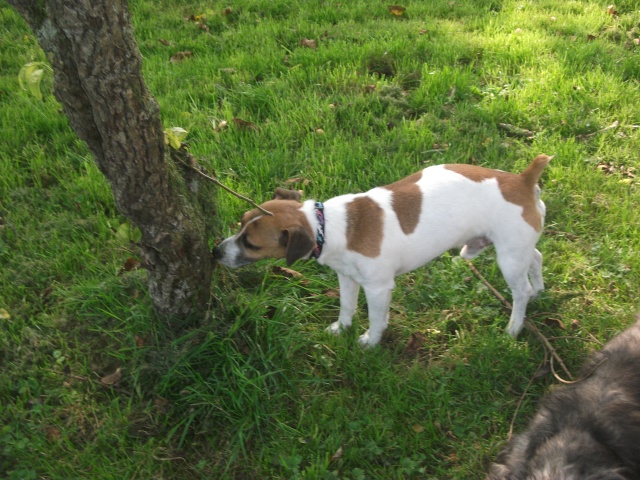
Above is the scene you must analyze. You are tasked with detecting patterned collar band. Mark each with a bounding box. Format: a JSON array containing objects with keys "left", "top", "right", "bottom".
[{"left": 311, "top": 202, "right": 325, "bottom": 259}]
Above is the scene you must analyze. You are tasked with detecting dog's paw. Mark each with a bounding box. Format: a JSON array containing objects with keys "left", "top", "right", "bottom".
[
  {"left": 506, "top": 322, "right": 524, "bottom": 338},
  {"left": 326, "top": 321, "right": 343, "bottom": 336},
  {"left": 358, "top": 331, "right": 381, "bottom": 348}
]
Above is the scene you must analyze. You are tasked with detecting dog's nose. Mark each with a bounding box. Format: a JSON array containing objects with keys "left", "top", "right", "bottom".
[{"left": 212, "top": 245, "right": 222, "bottom": 260}]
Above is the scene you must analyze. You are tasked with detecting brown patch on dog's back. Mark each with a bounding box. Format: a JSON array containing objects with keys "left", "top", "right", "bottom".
[
  {"left": 384, "top": 171, "right": 423, "bottom": 235},
  {"left": 445, "top": 156, "right": 550, "bottom": 231},
  {"left": 346, "top": 197, "right": 384, "bottom": 257}
]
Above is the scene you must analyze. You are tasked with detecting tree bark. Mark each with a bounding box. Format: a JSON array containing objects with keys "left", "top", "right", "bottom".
[{"left": 9, "top": 0, "right": 215, "bottom": 318}]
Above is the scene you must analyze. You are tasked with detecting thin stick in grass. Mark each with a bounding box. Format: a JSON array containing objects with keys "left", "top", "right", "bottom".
[
  {"left": 179, "top": 153, "right": 273, "bottom": 216},
  {"left": 464, "top": 259, "right": 573, "bottom": 380}
]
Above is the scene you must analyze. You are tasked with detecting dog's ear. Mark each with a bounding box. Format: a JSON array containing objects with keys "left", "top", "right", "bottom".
[
  {"left": 282, "top": 226, "right": 316, "bottom": 266},
  {"left": 273, "top": 188, "right": 303, "bottom": 202}
]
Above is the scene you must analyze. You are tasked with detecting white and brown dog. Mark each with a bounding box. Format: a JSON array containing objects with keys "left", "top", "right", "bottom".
[{"left": 213, "top": 154, "right": 551, "bottom": 347}]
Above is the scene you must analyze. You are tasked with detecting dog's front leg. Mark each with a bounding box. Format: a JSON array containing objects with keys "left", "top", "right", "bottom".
[
  {"left": 358, "top": 283, "right": 393, "bottom": 347},
  {"left": 326, "top": 273, "right": 360, "bottom": 335}
]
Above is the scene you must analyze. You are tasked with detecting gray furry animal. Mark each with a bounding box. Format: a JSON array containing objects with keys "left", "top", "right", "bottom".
[{"left": 487, "top": 317, "right": 640, "bottom": 480}]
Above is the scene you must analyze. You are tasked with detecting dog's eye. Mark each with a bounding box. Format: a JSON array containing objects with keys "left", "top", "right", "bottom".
[{"left": 242, "top": 234, "right": 260, "bottom": 251}]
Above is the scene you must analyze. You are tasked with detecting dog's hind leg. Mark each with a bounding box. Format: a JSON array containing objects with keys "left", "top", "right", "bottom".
[
  {"left": 326, "top": 273, "right": 360, "bottom": 335},
  {"left": 496, "top": 249, "right": 534, "bottom": 338},
  {"left": 359, "top": 283, "right": 394, "bottom": 347},
  {"left": 528, "top": 248, "right": 544, "bottom": 297}
]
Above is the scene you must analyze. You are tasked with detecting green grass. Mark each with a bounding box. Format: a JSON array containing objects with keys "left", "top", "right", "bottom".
[{"left": 2, "top": 0, "right": 640, "bottom": 478}]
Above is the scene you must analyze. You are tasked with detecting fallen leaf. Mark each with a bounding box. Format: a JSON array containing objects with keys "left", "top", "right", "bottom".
[
  {"left": 405, "top": 332, "right": 427, "bottom": 355},
  {"left": 413, "top": 424, "right": 425, "bottom": 433},
  {"left": 272, "top": 266, "right": 303, "bottom": 279},
  {"left": 364, "top": 84, "right": 377, "bottom": 94},
  {"left": 232, "top": 117, "right": 259, "bottom": 131},
  {"left": 330, "top": 445, "right": 344, "bottom": 461},
  {"left": 158, "top": 38, "right": 171, "bottom": 46},
  {"left": 170, "top": 51, "right": 192, "bottom": 63},
  {"left": 118, "top": 257, "right": 140, "bottom": 275},
  {"left": 0, "top": 308, "right": 11, "bottom": 320},
  {"left": 635, "top": 38, "right": 640, "bottom": 45},
  {"left": 134, "top": 335, "right": 146, "bottom": 347},
  {"left": 212, "top": 119, "right": 229, "bottom": 132},
  {"left": 45, "top": 426, "right": 62, "bottom": 441},
  {"left": 323, "top": 288, "right": 340, "bottom": 298},
  {"left": 543, "top": 317, "right": 566, "bottom": 330},
  {"left": 300, "top": 38, "right": 317, "bottom": 49},
  {"left": 284, "top": 177, "right": 310, "bottom": 186},
  {"left": 222, "top": 6, "right": 233, "bottom": 16},
  {"left": 388, "top": 5, "right": 406, "bottom": 16},
  {"left": 164, "top": 126, "right": 188, "bottom": 149},
  {"left": 607, "top": 4, "right": 618, "bottom": 16},
  {"left": 315, "top": 128, "right": 325, "bottom": 135},
  {"left": 571, "top": 319, "right": 580, "bottom": 329},
  {"left": 100, "top": 367, "right": 122, "bottom": 386},
  {"left": 587, "top": 34, "right": 597, "bottom": 41}
]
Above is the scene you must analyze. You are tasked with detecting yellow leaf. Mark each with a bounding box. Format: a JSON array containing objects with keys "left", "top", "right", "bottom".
[
  {"left": 388, "top": 5, "right": 406, "bottom": 16},
  {"left": 164, "top": 127, "right": 188, "bottom": 149},
  {"left": 0, "top": 308, "right": 10, "bottom": 320},
  {"left": 18, "top": 61, "right": 50, "bottom": 100}
]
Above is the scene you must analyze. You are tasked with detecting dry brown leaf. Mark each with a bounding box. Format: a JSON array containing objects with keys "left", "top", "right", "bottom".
[
  {"left": 364, "top": 84, "right": 377, "bottom": 94},
  {"left": 543, "top": 317, "right": 566, "bottom": 330},
  {"left": 607, "top": 4, "right": 618, "bottom": 16},
  {"left": 100, "top": 367, "right": 122, "bottom": 386},
  {"left": 323, "top": 288, "right": 340, "bottom": 298},
  {"left": 272, "top": 266, "right": 303, "bottom": 279},
  {"left": 388, "top": 5, "right": 406, "bottom": 16},
  {"left": 300, "top": 38, "right": 317, "bottom": 49},
  {"left": 232, "top": 117, "right": 259, "bottom": 131},
  {"left": 158, "top": 38, "right": 171, "bottom": 46},
  {"left": 284, "top": 177, "right": 310, "bottom": 186},
  {"left": 134, "top": 335, "right": 146, "bottom": 347},
  {"left": 45, "top": 426, "right": 62, "bottom": 441},
  {"left": 118, "top": 257, "right": 140, "bottom": 276},
  {"left": 222, "top": 7, "right": 233, "bottom": 16},
  {"left": 413, "top": 424, "right": 425, "bottom": 433},
  {"left": 405, "top": 332, "right": 427, "bottom": 355},
  {"left": 170, "top": 51, "right": 192, "bottom": 63}
]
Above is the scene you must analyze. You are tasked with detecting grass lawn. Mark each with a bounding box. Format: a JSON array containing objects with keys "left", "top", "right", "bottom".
[{"left": 2, "top": 0, "right": 640, "bottom": 478}]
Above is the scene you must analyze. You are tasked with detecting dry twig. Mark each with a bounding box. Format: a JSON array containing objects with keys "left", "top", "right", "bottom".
[
  {"left": 464, "top": 259, "right": 572, "bottom": 380},
  {"left": 178, "top": 153, "right": 273, "bottom": 216}
]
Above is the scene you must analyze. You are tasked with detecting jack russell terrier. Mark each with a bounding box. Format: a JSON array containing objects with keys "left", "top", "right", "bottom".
[{"left": 213, "top": 154, "right": 551, "bottom": 347}]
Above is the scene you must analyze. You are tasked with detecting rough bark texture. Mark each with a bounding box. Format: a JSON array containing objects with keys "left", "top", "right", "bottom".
[{"left": 9, "top": 0, "right": 215, "bottom": 318}]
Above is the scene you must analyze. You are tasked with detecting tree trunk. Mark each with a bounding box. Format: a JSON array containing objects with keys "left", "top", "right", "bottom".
[{"left": 9, "top": 0, "right": 215, "bottom": 318}]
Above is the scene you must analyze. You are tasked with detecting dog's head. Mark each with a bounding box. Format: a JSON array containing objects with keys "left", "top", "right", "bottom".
[{"left": 213, "top": 189, "right": 316, "bottom": 268}]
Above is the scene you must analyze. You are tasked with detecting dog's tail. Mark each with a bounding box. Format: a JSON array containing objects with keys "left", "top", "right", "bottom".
[{"left": 520, "top": 154, "right": 552, "bottom": 188}]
